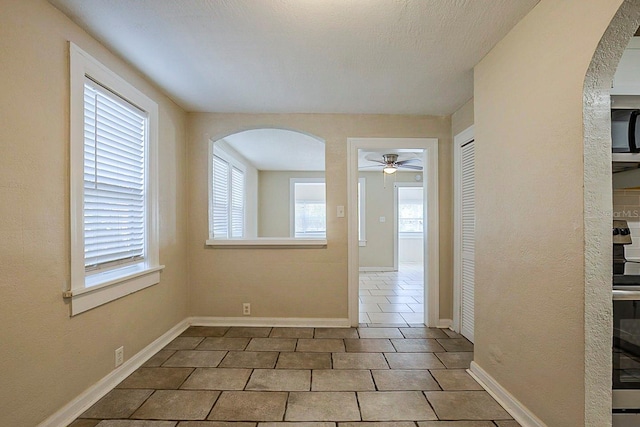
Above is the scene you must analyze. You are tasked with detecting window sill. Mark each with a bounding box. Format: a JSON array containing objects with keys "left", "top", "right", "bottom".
[
  {"left": 66, "top": 264, "right": 165, "bottom": 316},
  {"left": 205, "top": 238, "right": 327, "bottom": 248}
]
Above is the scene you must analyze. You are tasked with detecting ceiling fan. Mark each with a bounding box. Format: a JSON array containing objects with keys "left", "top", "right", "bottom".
[{"left": 362, "top": 153, "right": 423, "bottom": 174}]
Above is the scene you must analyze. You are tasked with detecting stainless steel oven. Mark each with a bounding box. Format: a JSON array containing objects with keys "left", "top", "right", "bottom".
[{"left": 613, "top": 291, "right": 640, "bottom": 426}]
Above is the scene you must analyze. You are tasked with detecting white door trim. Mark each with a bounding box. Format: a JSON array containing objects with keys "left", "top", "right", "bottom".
[
  {"left": 347, "top": 137, "right": 439, "bottom": 327},
  {"left": 393, "top": 182, "right": 423, "bottom": 271},
  {"left": 453, "top": 125, "right": 475, "bottom": 334}
]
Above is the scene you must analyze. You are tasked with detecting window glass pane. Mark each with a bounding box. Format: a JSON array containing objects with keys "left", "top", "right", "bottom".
[
  {"left": 294, "top": 182, "right": 326, "bottom": 238},
  {"left": 398, "top": 187, "right": 423, "bottom": 233},
  {"left": 83, "top": 79, "right": 146, "bottom": 270}
]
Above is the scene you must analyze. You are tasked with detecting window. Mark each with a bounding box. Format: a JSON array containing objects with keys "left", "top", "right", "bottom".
[
  {"left": 290, "top": 179, "right": 326, "bottom": 238},
  {"left": 398, "top": 187, "right": 424, "bottom": 234},
  {"left": 211, "top": 153, "right": 245, "bottom": 239},
  {"left": 69, "top": 43, "right": 161, "bottom": 315}
]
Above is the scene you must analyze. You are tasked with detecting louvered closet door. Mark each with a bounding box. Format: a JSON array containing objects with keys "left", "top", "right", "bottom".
[{"left": 460, "top": 140, "right": 475, "bottom": 343}]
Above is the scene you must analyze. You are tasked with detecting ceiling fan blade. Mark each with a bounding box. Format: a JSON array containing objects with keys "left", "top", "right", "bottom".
[
  {"left": 398, "top": 164, "right": 423, "bottom": 170},
  {"left": 397, "top": 158, "right": 421, "bottom": 166},
  {"left": 359, "top": 165, "right": 384, "bottom": 169},
  {"left": 364, "top": 153, "right": 387, "bottom": 163}
]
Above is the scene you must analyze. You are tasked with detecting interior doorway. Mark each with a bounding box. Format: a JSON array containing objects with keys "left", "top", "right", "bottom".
[{"left": 347, "top": 138, "right": 439, "bottom": 327}]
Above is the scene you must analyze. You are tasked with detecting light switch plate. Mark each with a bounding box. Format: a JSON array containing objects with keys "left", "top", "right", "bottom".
[{"left": 379, "top": 216, "right": 386, "bottom": 223}]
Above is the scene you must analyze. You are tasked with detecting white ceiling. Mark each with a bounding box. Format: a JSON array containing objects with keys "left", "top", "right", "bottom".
[
  {"left": 222, "top": 128, "right": 325, "bottom": 171},
  {"left": 49, "top": 0, "right": 539, "bottom": 115}
]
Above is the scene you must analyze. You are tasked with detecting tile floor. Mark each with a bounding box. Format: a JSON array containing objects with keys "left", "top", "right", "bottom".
[
  {"left": 360, "top": 263, "right": 424, "bottom": 325},
  {"left": 68, "top": 326, "right": 520, "bottom": 426}
]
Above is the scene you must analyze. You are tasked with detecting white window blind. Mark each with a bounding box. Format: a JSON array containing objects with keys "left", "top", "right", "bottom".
[
  {"left": 212, "top": 155, "right": 244, "bottom": 239},
  {"left": 231, "top": 167, "right": 244, "bottom": 238},
  {"left": 83, "top": 78, "right": 146, "bottom": 270},
  {"left": 212, "top": 155, "right": 230, "bottom": 238}
]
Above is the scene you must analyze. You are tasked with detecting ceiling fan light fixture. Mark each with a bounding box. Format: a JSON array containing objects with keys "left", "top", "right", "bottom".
[{"left": 383, "top": 165, "right": 397, "bottom": 174}]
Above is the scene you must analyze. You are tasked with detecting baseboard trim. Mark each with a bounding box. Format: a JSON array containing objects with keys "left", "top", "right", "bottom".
[
  {"left": 438, "top": 318, "right": 452, "bottom": 328},
  {"left": 359, "top": 267, "right": 395, "bottom": 272},
  {"left": 469, "top": 361, "right": 546, "bottom": 427},
  {"left": 38, "top": 319, "right": 190, "bottom": 427},
  {"left": 189, "top": 316, "right": 351, "bottom": 328}
]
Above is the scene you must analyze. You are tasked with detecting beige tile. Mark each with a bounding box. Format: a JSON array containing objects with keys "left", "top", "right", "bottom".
[
  {"left": 311, "top": 369, "right": 375, "bottom": 391},
  {"left": 142, "top": 350, "right": 176, "bottom": 367},
  {"left": 82, "top": 389, "right": 153, "bottom": 418},
  {"left": 224, "top": 327, "right": 272, "bottom": 338},
  {"left": 276, "top": 352, "right": 332, "bottom": 369},
  {"left": 367, "top": 313, "right": 407, "bottom": 324},
  {"left": 178, "top": 422, "right": 256, "bottom": 427},
  {"left": 285, "top": 392, "right": 360, "bottom": 421},
  {"left": 314, "top": 328, "right": 359, "bottom": 339},
  {"left": 297, "top": 339, "right": 345, "bottom": 352},
  {"left": 357, "top": 328, "right": 403, "bottom": 338},
  {"left": 96, "top": 422, "right": 177, "bottom": 427},
  {"left": 197, "top": 337, "right": 250, "bottom": 351},
  {"left": 371, "top": 370, "right": 440, "bottom": 391},
  {"left": 260, "top": 423, "right": 334, "bottom": 427},
  {"left": 344, "top": 339, "right": 395, "bottom": 353},
  {"left": 163, "top": 351, "right": 227, "bottom": 367},
  {"left": 378, "top": 303, "right": 413, "bottom": 312},
  {"left": 384, "top": 353, "right": 445, "bottom": 370},
  {"left": 180, "top": 368, "right": 252, "bottom": 390},
  {"left": 436, "top": 339, "right": 474, "bottom": 352},
  {"left": 358, "top": 391, "right": 437, "bottom": 421},
  {"left": 424, "top": 391, "right": 511, "bottom": 420},
  {"left": 218, "top": 351, "right": 279, "bottom": 368},
  {"left": 165, "top": 337, "right": 205, "bottom": 350},
  {"left": 117, "top": 368, "right": 194, "bottom": 389},
  {"left": 180, "top": 327, "right": 230, "bottom": 337},
  {"left": 246, "top": 338, "right": 297, "bottom": 352},
  {"left": 132, "top": 390, "right": 220, "bottom": 420},
  {"left": 434, "top": 352, "right": 474, "bottom": 369},
  {"left": 494, "top": 421, "right": 522, "bottom": 427},
  {"left": 332, "top": 353, "right": 388, "bottom": 369},
  {"left": 340, "top": 423, "right": 415, "bottom": 427},
  {"left": 69, "top": 420, "right": 101, "bottom": 427},
  {"left": 399, "top": 328, "right": 448, "bottom": 339},
  {"left": 208, "top": 391, "right": 287, "bottom": 421},
  {"left": 417, "top": 422, "right": 496, "bottom": 427},
  {"left": 443, "top": 330, "right": 462, "bottom": 339},
  {"left": 391, "top": 339, "right": 445, "bottom": 353},
  {"left": 245, "top": 369, "right": 311, "bottom": 391},
  {"left": 429, "top": 369, "right": 483, "bottom": 391},
  {"left": 270, "top": 327, "right": 314, "bottom": 338}
]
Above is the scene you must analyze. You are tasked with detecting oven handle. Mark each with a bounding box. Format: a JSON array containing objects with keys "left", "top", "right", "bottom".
[{"left": 614, "top": 289, "right": 640, "bottom": 300}]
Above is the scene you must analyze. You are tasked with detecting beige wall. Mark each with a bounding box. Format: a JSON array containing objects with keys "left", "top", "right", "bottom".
[
  {"left": 187, "top": 114, "right": 453, "bottom": 319},
  {"left": 258, "top": 171, "right": 325, "bottom": 237},
  {"left": 451, "top": 98, "right": 474, "bottom": 137},
  {"left": 358, "top": 171, "right": 421, "bottom": 269},
  {"left": 0, "top": 1, "right": 189, "bottom": 425},
  {"left": 473, "top": 0, "right": 624, "bottom": 425}
]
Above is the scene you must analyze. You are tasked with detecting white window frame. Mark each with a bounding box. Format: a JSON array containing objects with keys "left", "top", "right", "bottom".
[
  {"left": 68, "top": 43, "right": 162, "bottom": 315},
  {"left": 208, "top": 141, "right": 247, "bottom": 239},
  {"left": 289, "top": 178, "right": 327, "bottom": 238},
  {"left": 358, "top": 177, "right": 366, "bottom": 246}
]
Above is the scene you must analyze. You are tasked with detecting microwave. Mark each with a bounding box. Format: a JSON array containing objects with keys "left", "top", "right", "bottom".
[{"left": 612, "top": 108, "right": 640, "bottom": 153}]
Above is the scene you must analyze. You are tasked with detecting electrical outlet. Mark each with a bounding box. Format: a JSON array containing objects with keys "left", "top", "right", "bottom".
[
  {"left": 243, "top": 303, "right": 251, "bottom": 316},
  {"left": 115, "top": 346, "right": 124, "bottom": 367}
]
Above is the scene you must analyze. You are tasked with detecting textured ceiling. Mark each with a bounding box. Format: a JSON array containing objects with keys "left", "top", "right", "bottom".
[
  {"left": 222, "top": 129, "right": 325, "bottom": 171},
  {"left": 49, "top": 0, "right": 539, "bottom": 114}
]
